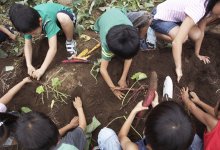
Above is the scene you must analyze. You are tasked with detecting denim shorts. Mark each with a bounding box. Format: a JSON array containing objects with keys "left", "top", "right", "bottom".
[{"left": 150, "top": 8, "right": 182, "bottom": 35}]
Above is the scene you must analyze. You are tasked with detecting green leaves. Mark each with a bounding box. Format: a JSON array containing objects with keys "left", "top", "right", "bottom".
[
  {"left": 36, "top": 85, "right": 45, "bottom": 94},
  {"left": 51, "top": 77, "right": 61, "bottom": 89},
  {"left": 131, "top": 72, "right": 147, "bottom": 81},
  {"left": 21, "top": 107, "right": 32, "bottom": 113}
]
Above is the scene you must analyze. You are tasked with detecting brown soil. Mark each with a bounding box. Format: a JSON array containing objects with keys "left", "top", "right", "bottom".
[{"left": 1, "top": 28, "right": 220, "bottom": 149}]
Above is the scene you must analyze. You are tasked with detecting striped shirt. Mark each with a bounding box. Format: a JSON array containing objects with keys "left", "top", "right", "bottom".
[{"left": 154, "top": 0, "right": 207, "bottom": 24}]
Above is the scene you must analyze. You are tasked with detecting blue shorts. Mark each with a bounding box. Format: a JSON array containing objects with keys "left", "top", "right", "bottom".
[
  {"left": 150, "top": 8, "right": 182, "bottom": 35},
  {"left": 0, "top": 31, "right": 7, "bottom": 42}
]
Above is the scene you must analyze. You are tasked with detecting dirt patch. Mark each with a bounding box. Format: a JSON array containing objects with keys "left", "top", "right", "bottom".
[{"left": 1, "top": 29, "right": 220, "bottom": 148}]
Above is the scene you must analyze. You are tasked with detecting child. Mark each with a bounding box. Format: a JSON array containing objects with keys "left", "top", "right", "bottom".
[
  {"left": 0, "top": 25, "right": 17, "bottom": 42},
  {"left": 15, "top": 97, "right": 87, "bottom": 150},
  {"left": 9, "top": 3, "right": 77, "bottom": 80},
  {"left": 150, "top": 0, "right": 220, "bottom": 82},
  {"left": 95, "top": 8, "right": 152, "bottom": 100},
  {"left": 118, "top": 100, "right": 195, "bottom": 150},
  {"left": 181, "top": 87, "right": 220, "bottom": 150},
  {"left": 126, "top": 11, "right": 155, "bottom": 51},
  {"left": 0, "top": 77, "right": 32, "bottom": 146}
]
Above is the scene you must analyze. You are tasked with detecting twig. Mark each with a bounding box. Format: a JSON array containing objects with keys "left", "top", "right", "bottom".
[
  {"left": 106, "top": 116, "right": 142, "bottom": 139},
  {"left": 46, "top": 67, "right": 63, "bottom": 83}
]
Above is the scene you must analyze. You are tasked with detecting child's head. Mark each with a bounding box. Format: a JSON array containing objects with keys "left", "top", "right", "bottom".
[
  {"left": 15, "top": 111, "right": 59, "bottom": 150},
  {"left": 0, "top": 113, "right": 18, "bottom": 145},
  {"left": 144, "top": 101, "right": 194, "bottom": 150},
  {"left": 106, "top": 25, "right": 139, "bottom": 59},
  {"left": 9, "top": 4, "right": 42, "bottom": 36},
  {"left": 214, "top": 99, "right": 220, "bottom": 119}
]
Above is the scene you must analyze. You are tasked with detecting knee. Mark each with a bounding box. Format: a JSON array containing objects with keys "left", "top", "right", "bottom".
[{"left": 191, "top": 29, "right": 202, "bottom": 41}]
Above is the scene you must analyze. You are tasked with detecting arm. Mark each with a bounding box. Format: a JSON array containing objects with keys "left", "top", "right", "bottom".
[
  {"left": 0, "top": 25, "right": 16, "bottom": 40},
  {"left": 58, "top": 117, "right": 79, "bottom": 136},
  {"left": 190, "top": 92, "right": 215, "bottom": 117},
  {"left": 118, "top": 101, "right": 148, "bottom": 150},
  {"left": 180, "top": 87, "right": 218, "bottom": 131},
  {"left": 0, "top": 77, "right": 32, "bottom": 105},
  {"left": 33, "top": 35, "right": 57, "bottom": 80},
  {"left": 100, "top": 60, "right": 125, "bottom": 100},
  {"left": 73, "top": 97, "right": 87, "bottom": 131},
  {"left": 24, "top": 39, "right": 36, "bottom": 76},
  {"left": 172, "top": 16, "right": 195, "bottom": 82},
  {"left": 118, "top": 59, "right": 132, "bottom": 88}
]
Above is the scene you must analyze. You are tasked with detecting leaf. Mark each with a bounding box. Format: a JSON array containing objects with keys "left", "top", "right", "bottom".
[
  {"left": 51, "top": 78, "right": 61, "bottom": 89},
  {"left": 36, "top": 85, "right": 45, "bottom": 94},
  {"left": 21, "top": 107, "right": 32, "bottom": 113},
  {"left": 131, "top": 72, "right": 147, "bottom": 81},
  {"left": 85, "top": 116, "right": 101, "bottom": 150}
]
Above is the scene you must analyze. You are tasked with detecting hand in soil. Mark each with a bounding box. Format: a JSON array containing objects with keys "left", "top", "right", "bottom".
[
  {"left": 132, "top": 100, "right": 148, "bottom": 114},
  {"left": 73, "top": 97, "right": 83, "bottom": 109},
  {"left": 22, "top": 77, "right": 32, "bottom": 83},
  {"left": 118, "top": 79, "right": 128, "bottom": 88},
  {"left": 175, "top": 67, "right": 183, "bottom": 83},
  {"left": 196, "top": 54, "right": 210, "bottom": 64},
  {"left": 190, "top": 92, "right": 200, "bottom": 103},
  {"left": 27, "top": 65, "right": 36, "bottom": 76},
  {"left": 32, "top": 68, "right": 45, "bottom": 80},
  {"left": 111, "top": 87, "right": 125, "bottom": 100},
  {"left": 180, "top": 87, "right": 190, "bottom": 101},
  {"left": 152, "top": 91, "right": 159, "bottom": 108},
  {"left": 68, "top": 116, "right": 79, "bottom": 128}
]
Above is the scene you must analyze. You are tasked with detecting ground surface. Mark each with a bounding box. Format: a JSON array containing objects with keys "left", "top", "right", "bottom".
[{"left": 1, "top": 26, "right": 220, "bottom": 149}]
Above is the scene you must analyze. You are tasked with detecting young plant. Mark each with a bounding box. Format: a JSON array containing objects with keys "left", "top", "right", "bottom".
[
  {"left": 36, "top": 85, "right": 45, "bottom": 104},
  {"left": 121, "top": 72, "right": 147, "bottom": 106}
]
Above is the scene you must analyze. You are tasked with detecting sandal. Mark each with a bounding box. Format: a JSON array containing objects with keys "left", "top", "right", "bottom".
[{"left": 66, "top": 40, "right": 77, "bottom": 58}]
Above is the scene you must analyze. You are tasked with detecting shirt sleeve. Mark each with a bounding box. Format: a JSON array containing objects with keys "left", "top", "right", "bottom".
[
  {"left": 24, "top": 34, "right": 32, "bottom": 40},
  {"left": 184, "top": 1, "right": 206, "bottom": 24},
  {"left": 44, "top": 21, "right": 60, "bottom": 39},
  {"left": 0, "top": 103, "right": 7, "bottom": 112},
  {"left": 101, "top": 44, "right": 114, "bottom": 61}
]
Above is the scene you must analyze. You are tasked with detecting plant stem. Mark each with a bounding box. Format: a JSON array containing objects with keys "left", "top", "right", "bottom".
[{"left": 121, "top": 80, "right": 138, "bottom": 106}]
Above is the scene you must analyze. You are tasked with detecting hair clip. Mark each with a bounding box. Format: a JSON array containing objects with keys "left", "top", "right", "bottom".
[{"left": 0, "top": 121, "right": 4, "bottom": 126}]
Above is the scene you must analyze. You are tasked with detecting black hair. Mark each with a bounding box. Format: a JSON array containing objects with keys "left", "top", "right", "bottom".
[
  {"left": 9, "top": 4, "right": 41, "bottom": 33},
  {"left": 144, "top": 101, "right": 194, "bottom": 150},
  {"left": 15, "top": 112, "right": 59, "bottom": 150},
  {"left": 0, "top": 113, "right": 18, "bottom": 144},
  {"left": 204, "top": 0, "right": 220, "bottom": 17},
  {"left": 106, "top": 24, "right": 139, "bottom": 59}
]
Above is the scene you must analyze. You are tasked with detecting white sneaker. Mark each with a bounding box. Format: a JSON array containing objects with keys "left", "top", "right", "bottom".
[
  {"left": 163, "top": 76, "right": 173, "bottom": 100},
  {"left": 66, "top": 39, "right": 77, "bottom": 59}
]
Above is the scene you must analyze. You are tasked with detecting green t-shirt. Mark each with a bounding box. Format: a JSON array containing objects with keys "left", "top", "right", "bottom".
[
  {"left": 94, "top": 8, "right": 133, "bottom": 61},
  {"left": 57, "top": 143, "right": 78, "bottom": 150},
  {"left": 24, "top": 2, "right": 73, "bottom": 39}
]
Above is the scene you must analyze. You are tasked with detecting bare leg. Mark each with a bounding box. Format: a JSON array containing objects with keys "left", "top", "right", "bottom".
[{"left": 57, "top": 12, "right": 74, "bottom": 41}]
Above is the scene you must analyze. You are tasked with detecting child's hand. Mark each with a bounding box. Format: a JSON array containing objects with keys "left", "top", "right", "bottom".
[
  {"left": 175, "top": 67, "right": 183, "bottom": 83},
  {"left": 190, "top": 92, "right": 200, "bottom": 103},
  {"left": 32, "top": 69, "right": 45, "bottom": 80},
  {"left": 111, "top": 87, "right": 125, "bottom": 100},
  {"left": 152, "top": 91, "right": 159, "bottom": 108},
  {"left": 22, "top": 77, "right": 32, "bottom": 83},
  {"left": 73, "top": 97, "right": 83, "bottom": 110},
  {"left": 196, "top": 54, "right": 210, "bottom": 64},
  {"left": 27, "top": 65, "right": 36, "bottom": 76},
  {"left": 180, "top": 87, "right": 190, "bottom": 102},
  {"left": 118, "top": 79, "right": 128, "bottom": 88},
  {"left": 68, "top": 116, "right": 79, "bottom": 129},
  {"left": 132, "top": 100, "right": 148, "bottom": 114}
]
